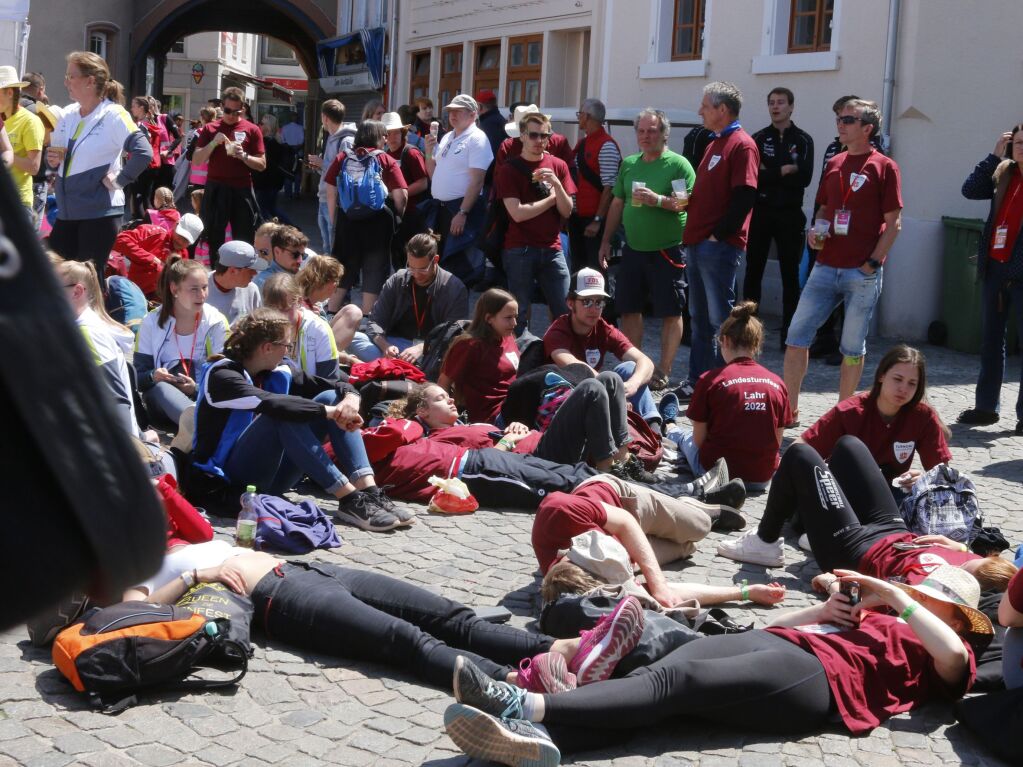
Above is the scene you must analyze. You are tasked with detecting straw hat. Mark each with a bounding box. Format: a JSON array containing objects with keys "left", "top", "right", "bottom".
[
  {"left": 892, "top": 564, "right": 993, "bottom": 635},
  {"left": 0, "top": 66, "right": 30, "bottom": 90},
  {"left": 380, "top": 112, "right": 405, "bottom": 132}
]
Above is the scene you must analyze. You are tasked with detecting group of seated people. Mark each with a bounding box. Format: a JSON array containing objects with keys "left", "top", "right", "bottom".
[{"left": 40, "top": 211, "right": 1023, "bottom": 766}]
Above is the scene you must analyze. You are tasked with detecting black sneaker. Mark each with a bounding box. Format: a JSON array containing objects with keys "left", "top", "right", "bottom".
[
  {"left": 673, "top": 381, "right": 696, "bottom": 403},
  {"left": 335, "top": 491, "right": 402, "bottom": 532},
  {"left": 958, "top": 408, "right": 1000, "bottom": 426},
  {"left": 365, "top": 486, "right": 416, "bottom": 525},
  {"left": 614, "top": 453, "right": 659, "bottom": 485},
  {"left": 701, "top": 478, "right": 747, "bottom": 510}
]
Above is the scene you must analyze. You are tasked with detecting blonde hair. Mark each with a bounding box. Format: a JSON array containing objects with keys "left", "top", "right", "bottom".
[
  {"left": 52, "top": 256, "right": 128, "bottom": 334},
  {"left": 973, "top": 556, "right": 1018, "bottom": 593},
  {"left": 541, "top": 560, "right": 604, "bottom": 604},
  {"left": 294, "top": 255, "right": 342, "bottom": 299},
  {"left": 261, "top": 273, "right": 303, "bottom": 312},
  {"left": 190, "top": 188, "right": 203, "bottom": 215},
  {"left": 153, "top": 187, "right": 175, "bottom": 210},
  {"left": 67, "top": 51, "right": 111, "bottom": 100}
]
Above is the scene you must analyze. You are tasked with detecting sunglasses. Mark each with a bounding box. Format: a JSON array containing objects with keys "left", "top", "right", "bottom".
[
  {"left": 271, "top": 341, "right": 295, "bottom": 352},
  {"left": 223, "top": 107, "right": 244, "bottom": 116},
  {"left": 835, "top": 116, "right": 863, "bottom": 125},
  {"left": 526, "top": 131, "right": 552, "bottom": 141},
  {"left": 578, "top": 298, "right": 606, "bottom": 308}
]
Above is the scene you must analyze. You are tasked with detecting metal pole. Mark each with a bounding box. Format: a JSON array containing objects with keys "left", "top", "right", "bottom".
[
  {"left": 387, "top": 0, "right": 399, "bottom": 107},
  {"left": 880, "top": 0, "right": 901, "bottom": 153}
]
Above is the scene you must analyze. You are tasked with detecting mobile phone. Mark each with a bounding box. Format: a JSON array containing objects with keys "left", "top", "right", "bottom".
[
  {"left": 839, "top": 580, "right": 860, "bottom": 606},
  {"left": 892, "top": 542, "right": 927, "bottom": 551},
  {"left": 473, "top": 605, "right": 512, "bottom": 624}
]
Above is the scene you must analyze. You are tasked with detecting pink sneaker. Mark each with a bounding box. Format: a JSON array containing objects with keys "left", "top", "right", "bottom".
[
  {"left": 568, "top": 597, "right": 645, "bottom": 686},
  {"left": 515, "top": 652, "right": 577, "bottom": 694}
]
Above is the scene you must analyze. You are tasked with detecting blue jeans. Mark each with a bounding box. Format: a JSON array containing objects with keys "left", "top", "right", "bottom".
[
  {"left": 614, "top": 360, "right": 657, "bottom": 423},
  {"left": 503, "top": 246, "right": 570, "bottom": 334},
  {"left": 143, "top": 382, "right": 194, "bottom": 428},
  {"left": 223, "top": 390, "right": 373, "bottom": 495},
  {"left": 786, "top": 264, "right": 883, "bottom": 357},
  {"left": 975, "top": 269, "right": 1023, "bottom": 419},
  {"left": 318, "top": 200, "right": 334, "bottom": 253},
  {"left": 687, "top": 239, "right": 745, "bottom": 383},
  {"left": 349, "top": 332, "right": 413, "bottom": 362}
]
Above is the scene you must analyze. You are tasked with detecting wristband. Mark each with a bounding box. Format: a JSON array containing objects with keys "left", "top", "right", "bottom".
[
  {"left": 899, "top": 601, "right": 919, "bottom": 621},
  {"left": 497, "top": 438, "right": 513, "bottom": 449},
  {"left": 657, "top": 194, "right": 664, "bottom": 208},
  {"left": 740, "top": 579, "right": 749, "bottom": 601}
]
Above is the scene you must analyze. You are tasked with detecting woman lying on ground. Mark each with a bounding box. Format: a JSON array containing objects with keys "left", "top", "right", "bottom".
[
  {"left": 114, "top": 539, "right": 649, "bottom": 696},
  {"left": 444, "top": 563, "right": 993, "bottom": 766},
  {"left": 716, "top": 435, "right": 1016, "bottom": 590},
  {"left": 189, "top": 307, "right": 410, "bottom": 532},
  {"left": 362, "top": 384, "right": 735, "bottom": 510}
]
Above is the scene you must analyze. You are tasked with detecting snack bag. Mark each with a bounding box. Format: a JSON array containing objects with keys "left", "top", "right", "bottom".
[{"left": 427, "top": 476, "right": 479, "bottom": 515}]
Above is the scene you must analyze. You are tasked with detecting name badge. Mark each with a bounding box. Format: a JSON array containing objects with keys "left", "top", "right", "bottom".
[
  {"left": 994, "top": 225, "right": 1008, "bottom": 249},
  {"left": 834, "top": 209, "right": 852, "bottom": 236},
  {"left": 585, "top": 349, "right": 601, "bottom": 368}
]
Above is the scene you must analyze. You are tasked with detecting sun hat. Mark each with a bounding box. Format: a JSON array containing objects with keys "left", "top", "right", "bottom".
[
  {"left": 505, "top": 103, "right": 552, "bottom": 138},
  {"left": 891, "top": 564, "right": 993, "bottom": 635},
  {"left": 571, "top": 268, "right": 611, "bottom": 299},
  {"left": 0, "top": 66, "right": 30, "bottom": 90},
  {"left": 380, "top": 112, "right": 405, "bottom": 132}
]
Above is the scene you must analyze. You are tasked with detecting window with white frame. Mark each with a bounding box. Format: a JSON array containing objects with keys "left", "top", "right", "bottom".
[
  {"left": 639, "top": 0, "right": 710, "bottom": 79},
  {"left": 85, "top": 24, "right": 118, "bottom": 69},
  {"left": 753, "top": 0, "right": 841, "bottom": 74},
  {"left": 88, "top": 31, "right": 108, "bottom": 60},
  {"left": 169, "top": 38, "right": 185, "bottom": 55}
]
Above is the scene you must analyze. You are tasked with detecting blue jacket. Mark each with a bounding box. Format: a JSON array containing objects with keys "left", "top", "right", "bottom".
[{"left": 252, "top": 494, "right": 342, "bottom": 553}]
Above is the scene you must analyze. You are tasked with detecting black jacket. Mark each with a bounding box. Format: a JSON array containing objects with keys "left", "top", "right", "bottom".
[{"left": 752, "top": 122, "right": 814, "bottom": 209}]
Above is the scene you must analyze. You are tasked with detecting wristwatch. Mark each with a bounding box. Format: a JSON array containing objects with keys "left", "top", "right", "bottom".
[
  {"left": 866, "top": 258, "right": 882, "bottom": 270},
  {"left": 456, "top": 210, "right": 468, "bottom": 216},
  {"left": 593, "top": 215, "right": 603, "bottom": 223}
]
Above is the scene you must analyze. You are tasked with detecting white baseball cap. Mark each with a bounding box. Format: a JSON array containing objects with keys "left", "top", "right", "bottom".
[
  {"left": 571, "top": 268, "right": 610, "bottom": 298},
  {"left": 174, "top": 213, "right": 204, "bottom": 246}
]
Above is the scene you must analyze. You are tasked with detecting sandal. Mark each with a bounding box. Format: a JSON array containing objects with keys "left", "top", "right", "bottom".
[
  {"left": 784, "top": 409, "right": 801, "bottom": 429},
  {"left": 649, "top": 369, "right": 670, "bottom": 392}
]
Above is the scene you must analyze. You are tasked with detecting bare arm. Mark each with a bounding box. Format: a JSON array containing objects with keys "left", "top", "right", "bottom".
[
  {"left": 407, "top": 177, "right": 429, "bottom": 198},
  {"left": 390, "top": 187, "right": 408, "bottom": 217},
  {"left": 550, "top": 348, "right": 597, "bottom": 375},
  {"left": 190, "top": 134, "right": 222, "bottom": 166},
  {"left": 999, "top": 589, "right": 1023, "bottom": 628},
  {"left": 0, "top": 126, "right": 12, "bottom": 167},
  {"left": 621, "top": 347, "right": 654, "bottom": 387},
  {"left": 13, "top": 149, "right": 40, "bottom": 176},
  {"left": 602, "top": 505, "right": 680, "bottom": 608},
  {"left": 597, "top": 197, "right": 625, "bottom": 269},
  {"left": 239, "top": 151, "right": 266, "bottom": 172},
  {"left": 865, "top": 208, "right": 902, "bottom": 270},
  {"left": 672, "top": 581, "right": 786, "bottom": 607},
  {"left": 326, "top": 184, "right": 338, "bottom": 227},
  {"left": 691, "top": 420, "right": 708, "bottom": 448},
  {"left": 503, "top": 194, "right": 557, "bottom": 223}
]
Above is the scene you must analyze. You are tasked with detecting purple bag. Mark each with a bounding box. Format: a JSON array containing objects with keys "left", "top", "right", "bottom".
[{"left": 253, "top": 494, "right": 342, "bottom": 554}]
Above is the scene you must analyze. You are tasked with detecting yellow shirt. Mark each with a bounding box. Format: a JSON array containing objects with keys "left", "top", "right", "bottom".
[{"left": 5, "top": 108, "right": 45, "bottom": 206}]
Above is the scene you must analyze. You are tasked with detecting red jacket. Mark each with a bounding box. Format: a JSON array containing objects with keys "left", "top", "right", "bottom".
[{"left": 112, "top": 224, "right": 185, "bottom": 296}]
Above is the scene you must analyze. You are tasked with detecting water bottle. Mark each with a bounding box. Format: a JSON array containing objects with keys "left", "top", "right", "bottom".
[{"left": 236, "top": 485, "right": 258, "bottom": 548}]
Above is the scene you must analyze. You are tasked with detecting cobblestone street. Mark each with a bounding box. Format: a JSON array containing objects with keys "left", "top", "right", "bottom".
[{"left": 2, "top": 313, "right": 1020, "bottom": 766}]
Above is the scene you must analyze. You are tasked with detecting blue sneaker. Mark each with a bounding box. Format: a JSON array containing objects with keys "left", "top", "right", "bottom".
[
  {"left": 657, "top": 392, "right": 680, "bottom": 432},
  {"left": 454, "top": 656, "right": 526, "bottom": 719},
  {"left": 444, "top": 703, "right": 561, "bottom": 767}
]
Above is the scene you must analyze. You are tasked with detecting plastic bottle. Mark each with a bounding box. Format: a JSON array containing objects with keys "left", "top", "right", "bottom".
[{"left": 236, "top": 485, "right": 258, "bottom": 548}]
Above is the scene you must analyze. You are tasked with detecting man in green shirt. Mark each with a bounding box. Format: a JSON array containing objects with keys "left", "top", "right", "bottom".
[{"left": 599, "top": 108, "right": 694, "bottom": 390}]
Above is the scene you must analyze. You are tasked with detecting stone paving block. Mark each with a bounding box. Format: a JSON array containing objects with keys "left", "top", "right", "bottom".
[
  {"left": 21, "top": 753, "right": 74, "bottom": 767},
  {"left": 0, "top": 735, "right": 50, "bottom": 761},
  {"left": 52, "top": 731, "right": 106, "bottom": 755},
  {"left": 79, "top": 751, "right": 151, "bottom": 767},
  {"left": 280, "top": 708, "right": 325, "bottom": 728},
  {"left": 126, "top": 743, "right": 189, "bottom": 766}
]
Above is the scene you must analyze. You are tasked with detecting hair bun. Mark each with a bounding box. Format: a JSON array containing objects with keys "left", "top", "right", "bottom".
[{"left": 731, "top": 300, "right": 758, "bottom": 319}]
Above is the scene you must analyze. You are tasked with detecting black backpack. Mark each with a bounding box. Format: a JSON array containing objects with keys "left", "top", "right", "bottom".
[
  {"left": 420, "top": 319, "right": 471, "bottom": 382},
  {"left": 52, "top": 601, "right": 248, "bottom": 713},
  {"left": 478, "top": 156, "right": 533, "bottom": 269}
]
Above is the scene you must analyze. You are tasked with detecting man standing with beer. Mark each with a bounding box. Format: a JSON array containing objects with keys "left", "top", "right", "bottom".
[{"left": 782, "top": 99, "right": 902, "bottom": 420}]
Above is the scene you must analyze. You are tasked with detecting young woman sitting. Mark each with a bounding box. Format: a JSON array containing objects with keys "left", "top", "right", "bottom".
[
  {"left": 190, "top": 307, "right": 410, "bottom": 532},
  {"left": 261, "top": 272, "right": 342, "bottom": 383},
  {"left": 134, "top": 256, "right": 230, "bottom": 429},
  {"left": 666, "top": 301, "right": 791, "bottom": 490},
  {"left": 292, "top": 253, "right": 361, "bottom": 364}
]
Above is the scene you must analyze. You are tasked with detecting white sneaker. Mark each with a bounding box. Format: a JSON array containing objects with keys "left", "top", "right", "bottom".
[
  {"left": 716, "top": 530, "right": 784, "bottom": 567},
  {"left": 798, "top": 533, "right": 812, "bottom": 552}
]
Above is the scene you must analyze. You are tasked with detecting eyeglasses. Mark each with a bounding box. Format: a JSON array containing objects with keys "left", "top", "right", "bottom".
[
  {"left": 575, "top": 111, "right": 586, "bottom": 118},
  {"left": 223, "top": 107, "right": 244, "bottom": 116},
  {"left": 526, "top": 131, "right": 552, "bottom": 141},
  {"left": 836, "top": 116, "right": 863, "bottom": 125},
  {"left": 283, "top": 249, "right": 303, "bottom": 259},
  {"left": 271, "top": 341, "right": 295, "bottom": 353},
  {"left": 579, "top": 298, "right": 606, "bottom": 308},
  {"left": 406, "top": 262, "right": 435, "bottom": 274}
]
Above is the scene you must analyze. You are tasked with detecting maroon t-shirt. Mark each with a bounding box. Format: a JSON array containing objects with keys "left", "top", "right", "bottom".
[
  {"left": 324, "top": 148, "right": 408, "bottom": 192},
  {"left": 801, "top": 392, "right": 952, "bottom": 481},
  {"left": 532, "top": 481, "right": 622, "bottom": 573},
  {"left": 195, "top": 119, "right": 265, "bottom": 188},
  {"left": 815, "top": 150, "right": 902, "bottom": 268},
  {"left": 683, "top": 129, "right": 759, "bottom": 249},
  {"left": 685, "top": 358, "right": 791, "bottom": 483},
  {"left": 441, "top": 335, "right": 520, "bottom": 424},
  {"left": 1008, "top": 569, "right": 1023, "bottom": 613},
  {"left": 766, "top": 611, "right": 975, "bottom": 735},
  {"left": 858, "top": 532, "right": 980, "bottom": 586},
  {"left": 495, "top": 153, "right": 576, "bottom": 250},
  {"left": 543, "top": 314, "right": 632, "bottom": 370},
  {"left": 388, "top": 145, "right": 428, "bottom": 207}
]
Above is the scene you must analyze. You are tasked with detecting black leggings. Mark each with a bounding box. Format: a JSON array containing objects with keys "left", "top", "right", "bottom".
[
  {"left": 251, "top": 561, "right": 552, "bottom": 689},
  {"left": 543, "top": 630, "right": 832, "bottom": 754},
  {"left": 534, "top": 372, "right": 630, "bottom": 465},
  {"left": 758, "top": 436, "right": 907, "bottom": 573},
  {"left": 461, "top": 448, "right": 597, "bottom": 509}
]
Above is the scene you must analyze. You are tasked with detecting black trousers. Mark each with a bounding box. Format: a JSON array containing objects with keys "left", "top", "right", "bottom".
[
  {"left": 543, "top": 629, "right": 832, "bottom": 755},
  {"left": 534, "top": 373, "right": 629, "bottom": 465},
  {"left": 758, "top": 436, "right": 907, "bottom": 573},
  {"left": 566, "top": 214, "right": 605, "bottom": 273},
  {"left": 200, "top": 180, "right": 260, "bottom": 266},
  {"left": 461, "top": 448, "right": 597, "bottom": 509},
  {"left": 744, "top": 204, "right": 806, "bottom": 339},
  {"left": 49, "top": 214, "right": 120, "bottom": 279},
  {"left": 251, "top": 561, "right": 553, "bottom": 689}
]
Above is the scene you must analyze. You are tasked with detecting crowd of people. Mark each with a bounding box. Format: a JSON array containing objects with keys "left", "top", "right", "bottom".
[{"left": 8, "top": 51, "right": 1023, "bottom": 766}]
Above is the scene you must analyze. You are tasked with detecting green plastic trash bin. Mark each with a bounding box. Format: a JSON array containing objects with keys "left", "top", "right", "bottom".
[{"left": 941, "top": 217, "right": 985, "bottom": 353}]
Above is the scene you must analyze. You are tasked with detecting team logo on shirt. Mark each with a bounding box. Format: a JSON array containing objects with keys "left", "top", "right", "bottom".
[
  {"left": 893, "top": 440, "right": 915, "bottom": 464},
  {"left": 707, "top": 154, "right": 721, "bottom": 170},
  {"left": 585, "top": 349, "right": 601, "bottom": 368},
  {"left": 849, "top": 172, "right": 868, "bottom": 191},
  {"left": 916, "top": 552, "right": 950, "bottom": 573}
]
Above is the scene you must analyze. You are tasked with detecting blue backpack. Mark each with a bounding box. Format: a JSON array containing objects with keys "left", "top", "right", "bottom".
[{"left": 337, "top": 149, "right": 388, "bottom": 219}]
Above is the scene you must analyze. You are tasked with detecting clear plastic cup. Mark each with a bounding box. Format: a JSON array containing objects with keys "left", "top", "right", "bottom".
[
  {"left": 671, "top": 179, "right": 689, "bottom": 200},
  {"left": 429, "top": 121, "right": 440, "bottom": 138},
  {"left": 631, "top": 181, "right": 646, "bottom": 207},
  {"left": 811, "top": 219, "right": 830, "bottom": 249}
]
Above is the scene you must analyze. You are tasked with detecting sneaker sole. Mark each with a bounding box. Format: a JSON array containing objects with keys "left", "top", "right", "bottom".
[
  {"left": 333, "top": 509, "right": 403, "bottom": 532},
  {"left": 703, "top": 480, "right": 746, "bottom": 510},
  {"left": 715, "top": 542, "right": 784, "bottom": 568},
  {"left": 444, "top": 704, "right": 561, "bottom": 767},
  {"left": 576, "top": 599, "right": 644, "bottom": 686}
]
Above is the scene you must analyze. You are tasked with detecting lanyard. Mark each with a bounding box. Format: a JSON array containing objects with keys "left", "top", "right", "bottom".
[
  {"left": 837, "top": 149, "right": 875, "bottom": 209},
  {"left": 996, "top": 174, "right": 1023, "bottom": 228},
  {"left": 411, "top": 281, "right": 431, "bottom": 336},
  {"left": 173, "top": 312, "right": 201, "bottom": 378}
]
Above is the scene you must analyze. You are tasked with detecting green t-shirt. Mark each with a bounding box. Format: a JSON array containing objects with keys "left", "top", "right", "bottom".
[
  {"left": 5, "top": 108, "right": 45, "bottom": 206},
  {"left": 612, "top": 148, "right": 695, "bottom": 251}
]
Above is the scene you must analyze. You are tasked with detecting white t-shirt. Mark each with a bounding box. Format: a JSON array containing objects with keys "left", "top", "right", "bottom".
[
  {"left": 295, "top": 307, "right": 339, "bottom": 379},
  {"left": 76, "top": 307, "right": 139, "bottom": 437},
  {"left": 430, "top": 123, "right": 493, "bottom": 202},
  {"left": 136, "top": 540, "right": 250, "bottom": 596}
]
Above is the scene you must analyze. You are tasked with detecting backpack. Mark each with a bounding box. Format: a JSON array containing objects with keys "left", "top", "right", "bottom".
[
  {"left": 52, "top": 601, "right": 248, "bottom": 713},
  {"left": 420, "top": 319, "right": 471, "bottom": 382},
  {"left": 337, "top": 149, "right": 388, "bottom": 220},
  {"left": 898, "top": 463, "right": 982, "bottom": 544},
  {"left": 478, "top": 156, "right": 533, "bottom": 269}
]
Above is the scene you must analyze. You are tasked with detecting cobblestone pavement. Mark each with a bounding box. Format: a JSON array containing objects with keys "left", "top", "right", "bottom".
[{"left": 3, "top": 295, "right": 1020, "bottom": 765}]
